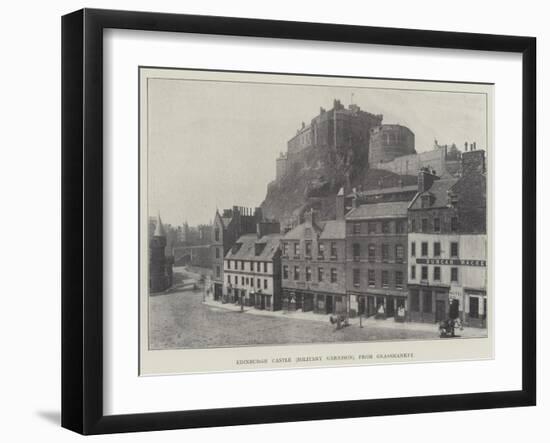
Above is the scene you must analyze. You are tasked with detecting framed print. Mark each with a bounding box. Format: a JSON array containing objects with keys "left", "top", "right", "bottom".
[{"left": 61, "top": 8, "right": 536, "bottom": 435}]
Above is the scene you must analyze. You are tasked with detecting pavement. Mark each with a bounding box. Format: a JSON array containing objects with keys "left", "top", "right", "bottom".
[{"left": 202, "top": 296, "right": 486, "bottom": 338}]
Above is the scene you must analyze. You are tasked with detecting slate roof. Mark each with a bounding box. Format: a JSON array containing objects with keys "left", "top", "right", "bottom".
[
  {"left": 345, "top": 201, "right": 409, "bottom": 220},
  {"left": 224, "top": 233, "right": 282, "bottom": 261},
  {"left": 319, "top": 220, "right": 346, "bottom": 239},
  {"left": 409, "top": 178, "right": 459, "bottom": 210},
  {"left": 283, "top": 220, "right": 325, "bottom": 240}
]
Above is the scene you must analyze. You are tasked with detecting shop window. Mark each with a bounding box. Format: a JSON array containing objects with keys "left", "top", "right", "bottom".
[
  {"left": 423, "top": 291, "right": 432, "bottom": 313},
  {"left": 410, "top": 290, "right": 420, "bottom": 312},
  {"left": 470, "top": 296, "right": 479, "bottom": 318}
]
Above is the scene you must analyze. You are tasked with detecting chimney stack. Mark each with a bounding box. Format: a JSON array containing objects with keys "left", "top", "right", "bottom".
[
  {"left": 336, "top": 187, "right": 345, "bottom": 220},
  {"left": 418, "top": 168, "right": 439, "bottom": 193}
]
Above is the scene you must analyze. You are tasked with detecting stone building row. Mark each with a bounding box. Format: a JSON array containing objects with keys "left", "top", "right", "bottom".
[{"left": 213, "top": 149, "right": 487, "bottom": 328}]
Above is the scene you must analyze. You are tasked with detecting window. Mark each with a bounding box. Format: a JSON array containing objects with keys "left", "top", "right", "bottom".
[
  {"left": 283, "top": 265, "right": 288, "bottom": 280},
  {"left": 451, "top": 216, "right": 458, "bottom": 232},
  {"left": 246, "top": 277, "right": 250, "bottom": 285},
  {"left": 421, "top": 242, "right": 428, "bottom": 256},
  {"left": 410, "top": 265, "right": 416, "bottom": 280},
  {"left": 353, "top": 243, "right": 360, "bottom": 261},
  {"left": 240, "top": 261, "right": 244, "bottom": 270},
  {"left": 469, "top": 296, "right": 479, "bottom": 318},
  {"left": 434, "top": 242, "right": 441, "bottom": 257},
  {"left": 395, "top": 244, "right": 404, "bottom": 263},
  {"left": 250, "top": 261, "right": 254, "bottom": 271},
  {"left": 368, "top": 244, "right": 376, "bottom": 261},
  {"left": 368, "top": 269, "right": 375, "bottom": 287},
  {"left": 330, "top": 242, "right": 337, "bottom": 259},
  {"left": 411, "top": 219, "right": 416, "bottom": 232},
  {"left": 382, "top": 221, "right": 390, "bottom": 234},
  {"left": 282, "top": 242, "right": 289, "bottom": 256},
  {"left": 395, "top": 271, "right": 403, "bottom": 288},
  {"left": 241, "top": 276, "right": 245, "bottom": 285},
  {"left": 257, "top": 262, "right": 261, "bottom": 272},
  {"left": 318, "top": 267, "right": 324, "bottom": 282},
  {"left": 421, "top": 218, "right": 428, "bottom": 232},
  {"left": 434, "top": 217, "right": 441, "bottom": 232},
  {"left": 216, "top": 266, "right": 220, "bottom": 278},
  {"left": 226, "top": 259, "right": 230, "bottom": 269},
  {"left": 368, "top": 222, "right": 377, "bottom": 234},
  {"left": 264, "top": 279, "right": 268, "bottom": 289},
  {"left": 330, "top": 268, "right": 337, "bottom": 283},
  {"left": 294, "top": 242, "right": 301, "bottom": 257},
  {"left": 234, "top": 275, "right": 238, "bottom": 285},
  {"left": 353, "top": 269, "right": 360, "bottom": 286},
  {"left": 421, "top": 266, "right": 428, "bottom": 280},
  {"left": 227, "top": 275, "right": 230, "bottom": 283},
  {"left": 214, "top": 228, "right": 220, "bottom": 242},
  {"left": 450, "top": 242, "right": 459, "bottom": 257},
  {"left": 410, "top": 289, "right": 420, "bottom": 312},
  {"left": 305, "top": 241, "right": 312, "bottom": 257},
  {"left": 433, "top": 266, "right": 441, "bottom": 281},
  {"left": 382, "top": 244, "right": 389, "bottom": 262},
  {"left": 215, "top": 248, "right": 220, "bottom": 258},
  {"left": 421, "top": 195, "right": 430, "bottom": 208},
  {"left": 396, "top": 220, "right": 405, "bottom": 233},
  {"left": 451, "top": 267, "right": 459, "bottom": 283},
  {"left": 264, "top": 262, "right": 268, "bottom": 272},
  {"left": 353, "top": 222, "right": 361, "bottom": 235},
  {"left": 305, "top": 267, "right": 312, "bottom": 281},
  {"left": 382, "top": 270, "right": 389, "bottom": 288},
  {"left": 318, "top": 242, "right": 325, "bottom": 258},
  {"left": 294, "top": 266, "right": 300, "bottom": 280},
  {"left": 305, "top": 228, "right": 312, "bottom": 237},
  {"left": 423, "top": 291, "right": 432, "bottom": 313},
  {"left": 257, "top": 279, "right": 261, "bottom": 288},
  {"left": 411, "top": 241, "right": 416, "bottom": 257}
]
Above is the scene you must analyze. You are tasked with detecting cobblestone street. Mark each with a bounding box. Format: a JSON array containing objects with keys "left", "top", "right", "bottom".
[{"left": 149, "top": 269, "right": 487, "bottom": 349}]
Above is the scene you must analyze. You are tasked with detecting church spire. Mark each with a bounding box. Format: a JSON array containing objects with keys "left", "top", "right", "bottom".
[{"left": 154, "top": 212, "right": 166, "bottom": 237}]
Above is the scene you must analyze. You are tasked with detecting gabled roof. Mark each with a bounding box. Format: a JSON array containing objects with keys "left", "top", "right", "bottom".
[
  {"left": 319, "top": 220, "right": 346, "bottom": 239},
  {"left": 283, "top": 220, "right": 324, "bottom": 240},
  {"left": 224, "top": 233, "right": 282, "bottom": 261},
  {"left": 345, "top": 201, "right": 409, "bottom": 220},
  {"left": 409, "top": 178, "right": 459, "bottom": 210}
]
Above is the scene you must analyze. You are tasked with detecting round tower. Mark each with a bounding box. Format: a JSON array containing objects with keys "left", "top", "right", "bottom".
[{"left": 368, "top": 124, "right": 416, "bottom": 165}]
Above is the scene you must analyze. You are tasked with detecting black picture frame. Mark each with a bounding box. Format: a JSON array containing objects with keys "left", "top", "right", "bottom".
[{"left": 61, "top": 8, "right": 536, "bottom": 435}]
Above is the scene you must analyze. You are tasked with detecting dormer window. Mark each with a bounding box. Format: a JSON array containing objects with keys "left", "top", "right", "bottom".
[
  {"left": 255, "top": 243, "right": 266, "bottom": 256},
  {"left": 421, "top": 194, "right": 431, "bottom": 208},
  {"left": 448, "top": 192, "right": 459, "bottom": 207}
]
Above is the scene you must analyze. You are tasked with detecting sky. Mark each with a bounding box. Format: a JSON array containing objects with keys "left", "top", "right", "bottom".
[{"left": 147, "top": 75, "right": 487, "bottom": 227}]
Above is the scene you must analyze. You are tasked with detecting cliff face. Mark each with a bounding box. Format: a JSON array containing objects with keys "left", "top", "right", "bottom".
[{"left": 260, "top": 143, "right": 416, "bottom": 228}]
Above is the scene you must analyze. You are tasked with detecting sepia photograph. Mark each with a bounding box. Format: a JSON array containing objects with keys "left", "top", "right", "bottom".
[{"left": 139, "top": 67, "right": 492, "bottom": 375}]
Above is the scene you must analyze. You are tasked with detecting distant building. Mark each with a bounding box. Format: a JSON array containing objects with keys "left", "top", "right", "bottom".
[
  {"left": 223, "top": 228, "right": 283, "bottom": 310},
  {"left": 407, "top": 161, "right": 487, "bottom": 327},
  {"left": 211, "top": 206, "right": 278, "bottom": 300},
  {"left": 149, "top": 213, "right": 173, "bottom": 293},
  {"left": 368, "top": 124, "right": 416, "bottom": 165}
]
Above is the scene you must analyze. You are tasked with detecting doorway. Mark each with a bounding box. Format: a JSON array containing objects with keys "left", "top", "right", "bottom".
[{"left": 435, "top": 300, "right": 447, "bottom": 322}]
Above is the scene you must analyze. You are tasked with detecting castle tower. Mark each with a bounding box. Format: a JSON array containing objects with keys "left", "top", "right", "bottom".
[{"left": 149, "top": 213, "right": 169, "bottom": 292}]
